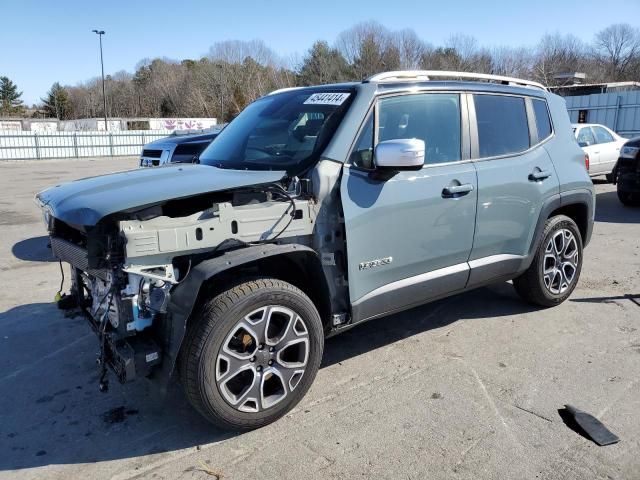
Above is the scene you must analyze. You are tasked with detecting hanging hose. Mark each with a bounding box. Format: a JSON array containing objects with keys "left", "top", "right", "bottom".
[
  {"left": 95, "top": 287, "right": 115, "bottom": 392},
  {"left": 54, "top": 260, "right": 65, "bottom": 302}
]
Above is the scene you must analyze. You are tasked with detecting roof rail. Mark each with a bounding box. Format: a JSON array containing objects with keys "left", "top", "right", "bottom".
[
  {"left": 267, "top": 86, "right": 304, "bottom": 96},
  {"left": 365, "top": 70, "right": 547, "bottom": 91}
]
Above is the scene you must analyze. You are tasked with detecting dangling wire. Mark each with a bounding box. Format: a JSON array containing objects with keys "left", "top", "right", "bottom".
[
  {"left": 55, "top": 261, "right": 65, "bottom": 301},
  {"left": 97, "top": 286, "right": 115, "bottom": 392}
]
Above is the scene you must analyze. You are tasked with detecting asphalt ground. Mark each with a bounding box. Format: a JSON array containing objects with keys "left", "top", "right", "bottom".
[{"left": 0, "top": 157, "right": 639, "bottom": 479}]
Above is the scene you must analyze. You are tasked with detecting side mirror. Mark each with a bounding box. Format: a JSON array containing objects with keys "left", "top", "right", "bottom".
[
  {"left": 578, "top": 141, "right": 589, "bottom": 148},
  {"left": 374, "top": 138, "right": 424, "bottom": 171},
  {"left": 192, "top": 155, "right": 200, "bottom": 164}
]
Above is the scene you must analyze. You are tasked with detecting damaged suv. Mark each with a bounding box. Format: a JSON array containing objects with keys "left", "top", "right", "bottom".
[{"left": 36, "top": 71, "right": 594, "bottom": 430}]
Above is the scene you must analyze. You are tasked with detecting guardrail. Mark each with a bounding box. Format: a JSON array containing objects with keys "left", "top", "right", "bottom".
[{"left": 0, "top": 130, "right": 172, "bottom": 160}]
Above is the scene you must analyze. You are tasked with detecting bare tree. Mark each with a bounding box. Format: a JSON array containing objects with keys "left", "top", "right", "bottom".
[
  {"left": 593, "top": 23, "right": 640, "bottom": 81},
  {"left": 532, "top": 33, "right": 589, "bottom": 86},
  {"left": 491, "top": 46, "right": 533, "bottom": 78},
  {"left": 393, "top": 29, "right": 429, "bottom": 70},
  {"left": 208, "top": 39, "right": 279, "bottom": 67}
]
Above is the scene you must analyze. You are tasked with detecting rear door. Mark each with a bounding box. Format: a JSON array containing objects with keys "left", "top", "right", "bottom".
[
  {"left": 591, "top": 125, "right": 620, "bottom": 173},
  {"left": 467, "top": 93, "right": 560, "bottom": 287},
  {"left": 341, "top": 91, "right": 478, "bottom": 322}
]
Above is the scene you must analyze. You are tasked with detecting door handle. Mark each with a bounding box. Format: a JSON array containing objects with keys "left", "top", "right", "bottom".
[
  {"left": 442, "top": 183, "right": 474, "bottom": 197},
  {"left": 529, "top": 170, "right": 552, "bottom": 181}
]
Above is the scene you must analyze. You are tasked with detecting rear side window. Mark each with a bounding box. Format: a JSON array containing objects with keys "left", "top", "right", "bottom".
[
  {"left": 474, "top": 94, "right": 530, "bottom": 157},
  {"left": 532, "top": 99, "right": 552, "bottom": 141},
  {"left": 592, "top": 126, "right": 614, "bottom": 144}
]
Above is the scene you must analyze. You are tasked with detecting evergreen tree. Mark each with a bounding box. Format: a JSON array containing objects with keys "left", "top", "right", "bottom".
[
  {"left": 41, "top": 82, "right": 70, "bottom": 119},
  {"left": 0, "top": 76, "right": 24, "bottom": 115},
  {"left": 298, "top": 41, "right": 352, "bottom": 86}
]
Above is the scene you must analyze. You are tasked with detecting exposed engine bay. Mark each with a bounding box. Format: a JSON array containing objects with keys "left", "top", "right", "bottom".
[{"left": 46, "top": 180, "right": 323, "bottom": 389}]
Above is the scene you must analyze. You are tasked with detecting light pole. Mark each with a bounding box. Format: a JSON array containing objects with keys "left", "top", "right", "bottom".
[{"left": 92, "top": 29, "right": 108, "bottom": 131}]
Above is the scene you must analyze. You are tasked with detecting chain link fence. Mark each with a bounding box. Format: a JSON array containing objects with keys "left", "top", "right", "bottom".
[{"left": 0, "top": 130, "right": 172, "bottom": 160}]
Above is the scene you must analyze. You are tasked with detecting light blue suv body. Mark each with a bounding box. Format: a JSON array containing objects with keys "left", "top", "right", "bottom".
[
  {"left": 334, "top": 76, "right": 594, "bottom": 322},
  {"left": 37, "top": 71, "right": 594, "bottom": 429}
]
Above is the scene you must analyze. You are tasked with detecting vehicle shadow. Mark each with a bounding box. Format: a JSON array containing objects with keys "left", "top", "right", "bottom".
[
  {"left": 11, "top": 235, "right": 56, "bottom": 262},
  {"left": 572, "top": 293, "right": 640, "bottom": 307},
  {"left": 0, "top": 282, "right": 538, "bottom": 472},
  {"left": 595, "top": 190, "right": 640, "bottom": 224}
]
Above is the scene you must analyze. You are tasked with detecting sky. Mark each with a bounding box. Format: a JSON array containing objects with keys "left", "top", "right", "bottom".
[{"left": 1, "top": 0, "right": 639, "bottom": 105}]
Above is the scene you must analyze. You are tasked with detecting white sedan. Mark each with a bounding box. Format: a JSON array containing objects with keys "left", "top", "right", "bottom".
[{"left": 572, "top": 123, "right": 626, "bottom": 180}]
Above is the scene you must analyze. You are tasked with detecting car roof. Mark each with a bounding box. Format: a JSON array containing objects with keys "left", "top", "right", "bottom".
[
  {"left": 572, "top": 123, "right": 609, "bottom": 128},
  {"left": 268, "top": 80, "right": 548, "bottom": 101},
  {"left": 268, "top": 71, "right": 549, "bottom": 99},
  {"left": 372, "top": 80, "right": 547, "bottom": 98}
]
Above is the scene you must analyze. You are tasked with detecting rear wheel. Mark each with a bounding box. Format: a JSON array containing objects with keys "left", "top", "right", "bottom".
[
  {"left": 180, "top": 278, "right": 324, "bottom": 430},
  {"left": 617, "top": 186, "right": 640, "bottom": 206},
  {"left": 514, "top": 215, "right": 583, "bottom": 307}
]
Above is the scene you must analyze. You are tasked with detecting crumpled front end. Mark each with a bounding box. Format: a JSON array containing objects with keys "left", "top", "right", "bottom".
[
  {"left": 36, "top": 178, "right": 317, "bottom": 389},
  {"left": 45, "top": 220, "right": 168, "bottom": 386}
]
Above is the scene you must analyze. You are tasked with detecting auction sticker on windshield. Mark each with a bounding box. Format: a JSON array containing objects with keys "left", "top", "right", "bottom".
[{"left": 304, "top": 93, "right": 350, "bottom": 105}]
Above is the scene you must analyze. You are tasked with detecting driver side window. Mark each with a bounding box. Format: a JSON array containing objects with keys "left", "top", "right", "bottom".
[{"left": 378, "top": 93, "right": 461, "bottom": 164}]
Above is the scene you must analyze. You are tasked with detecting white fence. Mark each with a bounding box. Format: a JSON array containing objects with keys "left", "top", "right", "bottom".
[{"left": 0, "top": 130, "right": 172, "bottom": 160}]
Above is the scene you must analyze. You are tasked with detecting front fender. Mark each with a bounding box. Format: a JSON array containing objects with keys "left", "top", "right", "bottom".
[{"left": 155, "top": 243, "right": 317, "bottom": 389}]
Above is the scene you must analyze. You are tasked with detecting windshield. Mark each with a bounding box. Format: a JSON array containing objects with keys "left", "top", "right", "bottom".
[{"left": 199, "top": 88, "right": 355, "bottom": 175}]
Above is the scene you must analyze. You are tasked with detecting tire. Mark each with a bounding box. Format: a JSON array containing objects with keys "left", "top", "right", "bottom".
[
  {"left": 513, "top": 215, "right": 583, "bottom": 307},
  {"left": 179, "top": 277, "right": 324, "bottom": 430},
  {"left": 605, "top": 172, "right": 614, "bottom": 183},
  {"left": 617, "top": 187, "right": 640, "bottom": 207}
]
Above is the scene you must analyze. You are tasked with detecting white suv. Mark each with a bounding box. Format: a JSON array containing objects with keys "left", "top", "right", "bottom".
[{"left": 573, "top": 123, "right": 626, "bottom": 180}]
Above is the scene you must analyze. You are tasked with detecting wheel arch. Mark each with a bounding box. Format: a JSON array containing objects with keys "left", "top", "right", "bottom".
[
  {"left": 523, "top": 189, "right": 594, "bottom": 272},
  {"left": 548, "top": 202, "right": 589, "bottom": 244},
  {"left": 156, "top": 243, "right": 332, "bottom": 389}
]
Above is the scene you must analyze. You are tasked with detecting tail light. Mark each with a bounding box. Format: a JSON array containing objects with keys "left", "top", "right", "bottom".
[{"left": 584, "top": 154, "right": 590, "bottom": 171}]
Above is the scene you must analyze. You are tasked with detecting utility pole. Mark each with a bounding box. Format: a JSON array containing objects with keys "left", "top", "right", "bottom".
[{"left": 92, "top": 29, "right": 108, "bottom": 131}]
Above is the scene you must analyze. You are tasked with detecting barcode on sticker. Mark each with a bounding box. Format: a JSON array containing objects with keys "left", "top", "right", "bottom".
[{"left": 304, "top": 93, "right": 350, "bottom": 106}]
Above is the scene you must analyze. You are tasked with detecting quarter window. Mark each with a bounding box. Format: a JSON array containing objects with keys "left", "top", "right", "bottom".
[
  {"left": 592, "top": 126, "right": 614, "bottom": 144},
  {"left": 350, "top": 115, "right": 374, "bottom": 169},
  {"left": 532, "top": 99, "right": 552, "bottom": 141},
  {"left": 473, "top": 94, "right": 530, "bottom": 157},
  {"left": 377, "top": 93, "right": 461, "bottom": 165}
]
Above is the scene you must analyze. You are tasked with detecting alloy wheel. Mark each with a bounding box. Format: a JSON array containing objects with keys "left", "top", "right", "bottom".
[
  {"left": 543, "top": 228, "right": 579, "bottom": 295},
  {"left": 215, "top": 305, "right": 310, "bottom": 413}
]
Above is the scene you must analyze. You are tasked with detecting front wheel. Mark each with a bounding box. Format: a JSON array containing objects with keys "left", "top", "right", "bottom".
[
  {"left": 514, "top": 215, "right": 583, "bottom": 307},
  {"left": 179, "top": 278, "right": 324, "bottom": 430}
]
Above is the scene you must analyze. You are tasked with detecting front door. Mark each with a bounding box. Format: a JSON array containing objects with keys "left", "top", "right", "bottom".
[{"left": 341, "top": 92, "right": 478, "bottom": 322}]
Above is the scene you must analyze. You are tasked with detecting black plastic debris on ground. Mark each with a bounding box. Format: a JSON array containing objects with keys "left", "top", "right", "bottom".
[
  {"left": 102, "top": 406, "right": 139, "bottom": 424},
  {"left": 558, "top": 405, "right": 620, "bottom": 446}
]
